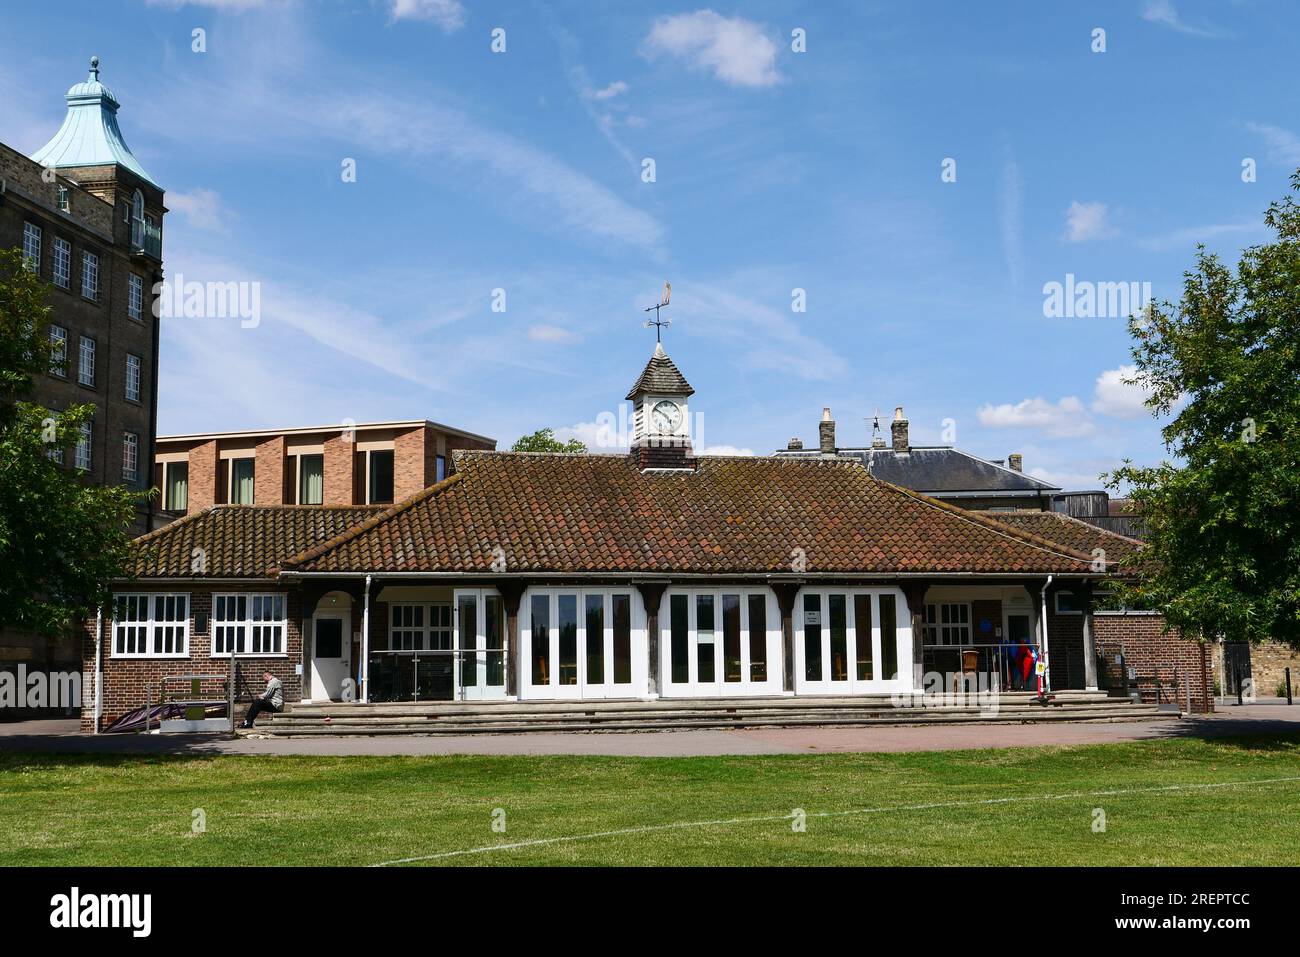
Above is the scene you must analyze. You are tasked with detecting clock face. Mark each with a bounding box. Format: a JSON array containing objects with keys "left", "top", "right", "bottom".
[{"left": 651, "top": 400, "right": 683, "bottom": 433}]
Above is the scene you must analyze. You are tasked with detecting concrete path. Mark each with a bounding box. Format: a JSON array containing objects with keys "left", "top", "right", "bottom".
[{"left": 2, "top": 700, "right": 1298, "bottom": 758}]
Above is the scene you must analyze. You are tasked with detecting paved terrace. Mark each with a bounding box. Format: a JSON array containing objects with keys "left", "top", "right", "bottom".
[{"left": 2, "top": 701, "right": 1297, "bottom": 757}]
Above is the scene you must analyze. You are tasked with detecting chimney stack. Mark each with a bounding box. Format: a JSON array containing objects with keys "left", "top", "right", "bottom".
[
  {"left": 819, "top": 407, "right": 836, "bottom": 455},
  {"left": 787, "top": 437, "right": 803, "bottom": 451},
  {"left": 891, "top": 406, "right": 909, "bottom": 453},
  {"left": 1008, "top": 453, "right": 1023, "bottom": 473}
]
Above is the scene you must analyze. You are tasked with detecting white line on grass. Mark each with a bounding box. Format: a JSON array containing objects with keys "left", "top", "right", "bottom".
[{"left": 371, "top": 774, "right": 1300, "bottom": 866}]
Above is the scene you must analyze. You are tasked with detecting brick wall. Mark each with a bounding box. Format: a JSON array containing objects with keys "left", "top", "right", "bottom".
[
  {"left": 1093, "top": 612, "right": 1213, "bottom": 713},
  {"left": 1243, "top": 640, "right": 1300, "bottom": 698},
  {"left": 1046, "top": 602, "right": 1085, "bottom": 691},
  {"left": 81, "top": 585, "right": 304, "bottom": 732},
  {"left": 254, "top": 435, "right": 286, "bottom": 506},
  {"left": 393, "top": 426, "right": 434, "bottom": 502},
  {"left": 323, "top": 433, "right": 356, "bottom": 505},
  {"left": 188, "top": 440, "right": 219, "bottom": 510}
]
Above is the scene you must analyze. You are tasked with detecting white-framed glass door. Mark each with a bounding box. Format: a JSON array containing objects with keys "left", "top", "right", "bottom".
[
  {"left": 662, "top": 588, "right": 782, "bottom": 697},
  {"left": 454, "top": 589, "right": 508, "bottom": 700},
  {"left": 520, "top": 587, "right": 646, "bottom": 700},
  {"left": 795, "top": 588, "right": 910, "bottom": 694}
]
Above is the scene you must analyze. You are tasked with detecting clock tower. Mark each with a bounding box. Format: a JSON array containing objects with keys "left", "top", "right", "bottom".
[{"left": 626, "top": 342, "right": 696, "bottom": 470}]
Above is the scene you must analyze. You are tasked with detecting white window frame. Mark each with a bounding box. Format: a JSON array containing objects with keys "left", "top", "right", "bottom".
[
  {"left": 49, "top": 325, "right": 67, "bottom": 377},
  {"left": 211, "top": 593, "right": 288, "bottom": 657},
  {"left": 128, "top": 273, "right": 143, "bottom": 321},
  {"left": 387, "top": 602, "right": 452, "bottom": 651},
  {"left": 81, "top": 250, "right": 99, "bottom": 301},
  {"left": 131, "top": 190, "right": 145, "bottom": 248},
  {"left": 57, "top": 184, "right": 69, "bottom": 213},
  {"left": 22, "top": 222, "right": 40, "bottom": 272},
  {"left": 521, "top": 586, "right": 648, "bottom": 700},
  {"left": 660, "top": 586, "right": 781, "bottom": 698},
  {"left": 125, "top": 353, "right": 141, "bottom": 402},
  {"left": 74, "top": 420, "right": 92, "bottom": 470},
  {"left": 795, "top": 587, "right": 911, "bottom": 694},
  {"left": 922, "top": 602, "right": 972, "bottom": 646},
  {"left": 112, "top": 593, "right": 190, "bottom": 658},
  {"left": 296, "top": 453, "right": 324, "bottom": 505},
  {"left": 122, "top": 431, "right": 138, "bottom": 482},
  {"left": 454, "top": 589, "right": 509, "bottom": 700},
  {"left": 78, "top": 335, "right": 95, "bottom": 387},
  {"left": 52, "top": 237, "right": 71, "bottom": 288}
]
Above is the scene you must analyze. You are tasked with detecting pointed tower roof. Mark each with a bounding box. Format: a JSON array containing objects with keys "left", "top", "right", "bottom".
[
  {"left": 625, "top": 342, "right": 695, "bottom": 400},
  {"left": 30, "top": 57, "right": 161, "bottom": 190}
]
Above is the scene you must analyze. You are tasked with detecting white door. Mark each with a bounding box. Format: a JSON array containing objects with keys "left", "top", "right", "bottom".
[
  {"left": 311, "top": 613, "right": 350, "bottom": 702},
  {"left": 660, "top": 590, "right": 782, "bottom": 697},
  {"left": 455, "top": 591, "right": 508, "bottom": 700},
  {"left": 795, "top": 589, "right": 910, "bottom": 695},
  {"left": 520, "top": 589, "right": 646, "bottom": 700}
]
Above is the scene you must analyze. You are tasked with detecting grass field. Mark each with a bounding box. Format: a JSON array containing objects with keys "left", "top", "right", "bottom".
[{"left": 3, "top": 736, "right": 1300, "bottom": 866}]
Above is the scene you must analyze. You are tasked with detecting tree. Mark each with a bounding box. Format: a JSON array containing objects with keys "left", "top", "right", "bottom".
[
  {"left": 510, "top": 428, "right": 587, "bottom": 453},
  {"left": 0, "top": 247, "right": 144, "bottom": 635},
  {"left": 1107, "top": 172, "right": 1300, "bottom": 647}
]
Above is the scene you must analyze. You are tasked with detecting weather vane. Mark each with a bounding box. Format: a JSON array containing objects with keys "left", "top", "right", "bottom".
[{"left": 642, "top": 281, "right": 671, "bottom": 343}]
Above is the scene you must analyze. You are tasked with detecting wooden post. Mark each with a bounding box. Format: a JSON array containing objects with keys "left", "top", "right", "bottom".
[
  {"left": 771, "top": 584, "right": 800, "bottom": 693},
  {"left": 902, "top": 581, "right": 930, "bottom": 694},
  {"left": 1079, "top": 581, "right": 1098, "bottom": 690},
  {"left": 636, "top": 582, "right": 668, "bottom": 696},
  {"left": 496, "top": 580, "right": 527, "bottom": 698}
]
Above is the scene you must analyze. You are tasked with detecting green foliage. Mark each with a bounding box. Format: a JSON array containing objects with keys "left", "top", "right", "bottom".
[
  {"left": 1107, "top": 173, "right": 1300, "bottom": 647},
  {"left": 510, "top": 427, "right": 587, "bottom": 454},
  {"left": 0, "top": 246, "right": 144, "bottom": 635}
]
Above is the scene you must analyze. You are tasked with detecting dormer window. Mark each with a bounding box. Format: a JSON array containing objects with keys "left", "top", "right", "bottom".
[{"left": 130, "top": 189, "right": 144, "bottom": 248}]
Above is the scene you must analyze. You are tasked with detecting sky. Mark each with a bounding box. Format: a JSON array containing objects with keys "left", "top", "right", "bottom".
[{"left": 1, "top": 0, "right": 1296, "bottom": 490}]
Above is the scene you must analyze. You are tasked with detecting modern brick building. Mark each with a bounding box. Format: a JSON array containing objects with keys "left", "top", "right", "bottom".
[
  {"left": 154, "top": 420, "right": 496, "bottom": 519},
  {"left": 1, "top": 57, "right": 164, "bottom": 700}
]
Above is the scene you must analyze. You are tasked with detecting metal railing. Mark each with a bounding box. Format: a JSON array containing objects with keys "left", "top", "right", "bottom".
[
  {"left": 143, "top": 672, "right": 230, "bottom": 733},
  {"left": 922, "top": 642, "right": 1041, "bottom": 693},
  {"left": 368, "top": 648, "right": 506, "bottom": 703}
]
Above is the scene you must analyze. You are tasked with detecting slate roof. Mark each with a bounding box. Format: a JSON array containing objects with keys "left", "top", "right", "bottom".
[
  {"left": 280, "top": 452, "right": 1102, "bottom": 576},
  {"left": 127, "top": 505, "right": 385, "bottom": 579},
  {"left": 987, "top": 510, "right": 1144, "bottom": 564},
  {"left": 849, "top": 447, "right": 1060, "bottom": 494},
  {"left": 625, "top": 344, "right": 694, "bottom": 399}
]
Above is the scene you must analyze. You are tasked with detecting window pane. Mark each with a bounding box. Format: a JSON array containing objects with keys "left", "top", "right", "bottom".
[
  {"left": 299, "top": 454, "right": 323, "bottom": 505},
  {"left": 558, "top": 595, "right": 577, "bottom": 685},
  {"left": 803, "top": 593, "right": 822, "bottom": 681},
  {"left": 166, "top": 462, "right": 188, "bottom": 511},
  {"left": 880, "top": 594, "right": 898, "bottom": 680},
  {"left": 695, "top": 595, "right": 715, "bottom": 683},
  {"left": 670, "top": 594, "right": 689, "bottom": 684},
  {"left": 830, "top": 594, "right": 848, "bottom": 681},
  {"left": 722, "top": 594, "right": 741, "bottom": 682},
  {"left": 747, "top": 594, "right": 767, "bottom": 682},
  {"left": 612, "top": 594, "right": 631, "bottom": 684},
  {"left": 531, "top": 594, "right": 550, "bottom": 685},
  {"left": 369, "top": 449, "right": 394, "bottom": 504},
  {"left": 231, "top": 458, "right": 254, "bottom": 504},
  {"left": 855, "top": 594, "right": 873, "bottom": 680},
  {"left": 585, "top": 594, "right": 604, "bottom": 686},
  {"left": 485, "top": 595, "right": 505, "bottom": 686},
  {"left": 459, "top": 595, "right": 477, "bottom": 688}
]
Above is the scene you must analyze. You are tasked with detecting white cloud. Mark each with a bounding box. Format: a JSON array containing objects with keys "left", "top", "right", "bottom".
[
  {"left": 389, "top": 0, "right": 465, "bottom": 31},
  {"left": 1064, "top": 200, "right": 1113, "bottom": 242},
  {"left": 977, "top": 396, "right": 1095, "bottom": 438},
  {"left": 700, "top": 444, "right": 753, "bottom": 456},
  {"left": 1245, "top": 122, "right": 1300, "bottom": 166},
  {"left": 1027, "top": 465, "right": 1108, "bottom": 490},
  {"left": 589, "top": 81, "right": 628, "bottom": 101},
  {"left": 1140, "top": 0, "right": 1223, "bottom": 37},
  {"left": 643, "top": 11, "right": 781, "bottom": 88},
  {"left": 1092, "top": 364, "right": 1152, "bottom": 420},
  {"left": 527, "top": 324, "right": 579, "bottom": 344},
  {"left": 167, "top": 188, "right": 231, "bottom": 233},
  {"left": 559, "top": 419, "right": 627, "bottom": 452}
]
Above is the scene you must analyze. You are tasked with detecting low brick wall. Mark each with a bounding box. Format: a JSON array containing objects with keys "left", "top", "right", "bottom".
[
  {"left": 1093, "top": 612, "right": 1213, "bottom": 713},
  {"left": 1243, "top": 640, "right": 1300, "bottom": 698}
]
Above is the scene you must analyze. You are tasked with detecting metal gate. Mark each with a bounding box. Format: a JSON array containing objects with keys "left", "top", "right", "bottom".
[{"left": 1223, "top": 642, "right": 1253, "bottom": 696}]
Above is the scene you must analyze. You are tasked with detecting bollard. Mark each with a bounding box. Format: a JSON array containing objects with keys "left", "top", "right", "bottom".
[{"left": 1287, "top": 667, "right": 1294, "bottom": 706}]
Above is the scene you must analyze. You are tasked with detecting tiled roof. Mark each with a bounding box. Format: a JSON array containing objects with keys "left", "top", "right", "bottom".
[
  {"left": 283, "top": 452, "right": 1101, "bottom": 576},
  {"left": 128, "top": 505, "right": 385, "bottom": 579},
  {"left": 986, "top": 510, "right": 1144, "bottom": 565},
  {"left": 777, "top": 446, "right": 1061, "bottom": 494},
  {"left": 625, "top": 344, "right": 694, "bottom": 399}
]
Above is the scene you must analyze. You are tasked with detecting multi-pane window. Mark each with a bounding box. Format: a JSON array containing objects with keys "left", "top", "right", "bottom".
[
  {"left": 52, "top": 237, "right": 71, "bottom": 288},
  {"left": 125, "top": 353, "right": 141, "bottom": 401},
  {"left": 57, "top": 184, "right": 69, "bottom": 212},
  {"left": 922, "top": 603, "right": 970, "bottom": 646},
  {"left": 128, "top": 273, "right": 144, "bottom": 321},
  {"left": 112, "top": 593, "right": 189, "bottom": 657},
  {"left": 74, "top": 420, "right": 92, "bottom": 470},
  {"left": 122, "top": 432, "right": 138, "bottom": 482},
  {"left": 78, "top": 336, "right": 95, "bottom": 386},
  {"left": 212, "top": 594, "right": 287, "bottom": 655},
  {"left": 81, "top": 250, "right": 99, "bottom": 300},
  {"left": 22, "top": 222, "right": 40, "bottom": 272},
  {"left": 49, "top": 325, "right": 67, "bottom": 377},
  {"left": 131, "top": 190, "right": 145, "bottom": 247},
  {"left": 388, "top": 603, "right": 451, "bottom": 650}
]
